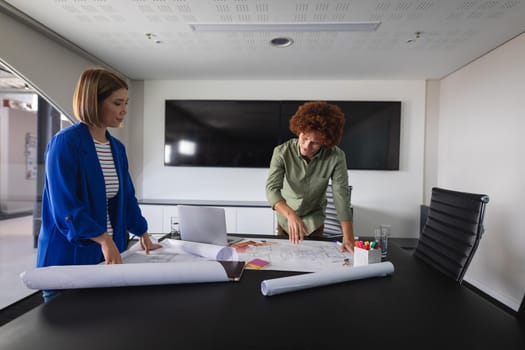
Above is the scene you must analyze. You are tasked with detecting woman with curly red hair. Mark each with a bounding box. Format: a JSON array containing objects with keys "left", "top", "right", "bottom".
[{"left": 266, "top": 101, "right": 355, "bottom": 253}]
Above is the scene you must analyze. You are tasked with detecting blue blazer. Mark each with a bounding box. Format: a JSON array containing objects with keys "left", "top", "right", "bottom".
[{"left": 37, "top": 122, "right": 147, "bottom": 267}]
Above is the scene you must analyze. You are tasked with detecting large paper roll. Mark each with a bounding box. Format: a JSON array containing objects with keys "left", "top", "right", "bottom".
[
  {"left": 122, "top": 238, "right": 238, "bottom": 262},
  {"left": 164, "top": 239, "right": 238, "bottom": 261},
  {"left": 20, "top": 261, "right": 230, "bottom": 290},
  {"left": 260, "top": 261, "right": 394, "bottom": 296}
]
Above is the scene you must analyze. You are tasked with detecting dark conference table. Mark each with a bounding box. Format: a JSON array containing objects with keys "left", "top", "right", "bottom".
[{"left": 1, "top": 239, "right": 523, "bottom": 350}]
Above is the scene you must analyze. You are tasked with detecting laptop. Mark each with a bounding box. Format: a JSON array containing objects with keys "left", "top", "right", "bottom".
[{"left": 178, "top": 205, "right": 242, "bottom": 246}]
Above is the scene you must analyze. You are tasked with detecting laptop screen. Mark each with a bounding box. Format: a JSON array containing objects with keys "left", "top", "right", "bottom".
[{"left": 178, "top": 205, "right": 228, "bottom": 246}]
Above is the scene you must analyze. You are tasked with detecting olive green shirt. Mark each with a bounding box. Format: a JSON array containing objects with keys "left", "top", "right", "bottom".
[{"left": 265, "top": 138, "right": 353, "bottom": 235}]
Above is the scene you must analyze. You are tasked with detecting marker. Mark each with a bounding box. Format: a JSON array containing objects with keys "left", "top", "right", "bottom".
[{"left": 334, "top": 240, "right": 343, "bottom": 248}]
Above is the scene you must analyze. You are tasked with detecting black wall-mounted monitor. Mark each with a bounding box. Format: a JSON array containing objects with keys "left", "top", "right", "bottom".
[{"left": 165, "top": 100, "right": 401, "bottom": 170}]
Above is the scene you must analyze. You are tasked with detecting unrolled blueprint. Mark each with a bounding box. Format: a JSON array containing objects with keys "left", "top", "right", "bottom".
[{"left": 233, "top": 238, "right": 353, "bottom": 272}]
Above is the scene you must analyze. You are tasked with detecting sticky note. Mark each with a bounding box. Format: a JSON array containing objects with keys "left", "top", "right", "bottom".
[{"left": 246, "top": 258, "right": 270, "bottom": 269}]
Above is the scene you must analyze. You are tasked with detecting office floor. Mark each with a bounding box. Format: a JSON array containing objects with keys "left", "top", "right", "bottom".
[{"left": 0, "top": 215, "right": 38, "bottom": 310}]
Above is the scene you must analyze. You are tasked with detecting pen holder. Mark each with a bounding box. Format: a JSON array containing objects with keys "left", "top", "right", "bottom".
[{"left": 353, "top": 247, "right": 382, "bottom": 266}]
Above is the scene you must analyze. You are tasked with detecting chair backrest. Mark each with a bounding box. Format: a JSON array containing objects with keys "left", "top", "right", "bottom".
[
  {"left": 323, "top": 184, "right": 352, "bottom": 238},
  {"left": 414, "top": 187, "right": 489, "bottom": 283},
  {"left": 518, "top": 295, "right": 525, "bottom": 324}
]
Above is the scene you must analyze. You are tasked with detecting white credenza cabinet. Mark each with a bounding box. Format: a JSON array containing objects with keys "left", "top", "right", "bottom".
[{"left": 139, "top": 201, "right": 276, "bottom": 235}]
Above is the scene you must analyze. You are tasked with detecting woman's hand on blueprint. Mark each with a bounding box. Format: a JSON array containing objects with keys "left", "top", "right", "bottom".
[{"left": 140, "top": 233, "right": 163, "bottom": 255}]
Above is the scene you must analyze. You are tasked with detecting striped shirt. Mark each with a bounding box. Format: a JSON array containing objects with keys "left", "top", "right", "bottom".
[{"left": 94, "top": 140, "right": 119, "bottom": 235}]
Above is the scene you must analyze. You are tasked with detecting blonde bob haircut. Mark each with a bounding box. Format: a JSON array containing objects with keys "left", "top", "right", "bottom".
[{"left": 72, "top": 67, "right": 128, "bottom": 127}]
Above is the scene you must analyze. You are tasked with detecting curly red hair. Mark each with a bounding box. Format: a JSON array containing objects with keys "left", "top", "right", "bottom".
[{"left": 289, "top": 101, "right": 345, "bottom": 147}]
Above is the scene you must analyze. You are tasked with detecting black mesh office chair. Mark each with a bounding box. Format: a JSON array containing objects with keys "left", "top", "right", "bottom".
[
  {"left": 323, "top": 184, "right": 352, "bottom": 238},
  {"left": 518, "top": 296, "right": 525, "bottom": 324},
  {"left": 414, "top": 187, "right": 489, "bottom": 283}
]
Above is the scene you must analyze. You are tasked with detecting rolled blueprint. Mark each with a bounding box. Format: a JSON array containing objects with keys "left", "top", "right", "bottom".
[
  {"left": 163, "top": 239, "right": 238, "bottom": 261},
  {"left": 20, "top": 260, "right": 231, "bottom": 290},
  {"left": 122, "top": 238, "right": 238, "bottom": 262},
  {"left": 260, "top": 261, "right": 394, "bottom": 296}
]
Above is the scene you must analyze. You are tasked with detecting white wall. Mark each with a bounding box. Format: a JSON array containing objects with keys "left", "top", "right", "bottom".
[
  {"left": 423, "top": 80, "right": 440, "bottom": 203},
  {"left": 436, "top": 33, "right": 525, "bottom": 310},
  {"left": 126, "top": 81, "right": 145, "bottom": 194},
  {"left": 140, "top": 80, "right": 426, "bottom": 239}
]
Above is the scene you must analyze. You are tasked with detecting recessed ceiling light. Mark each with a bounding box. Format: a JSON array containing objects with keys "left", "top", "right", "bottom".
[
  {"left": 189, "top": 22, "right": 380, "bottom": 32},
  {"left": 270, "top": 37, "right": 294, "bottom": 48}
]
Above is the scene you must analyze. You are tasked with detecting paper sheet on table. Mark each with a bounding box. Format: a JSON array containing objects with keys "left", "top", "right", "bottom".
[
  {"left": 122, "top": 238, "right": 238, "bottom": 263},
  {"left": 260, "top": 261, "right": 394, "bottom": 296},
  {"left": 233, "top": 238, "right": 352, "bottom": 272},
  {"left": 20, "top": 261, "right": 231, "bottom": 290}
]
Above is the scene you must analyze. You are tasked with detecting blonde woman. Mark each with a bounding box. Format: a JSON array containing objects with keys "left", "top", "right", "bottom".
[{"left": 37, "top": 67, "right": 161, "bottom": 301}]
